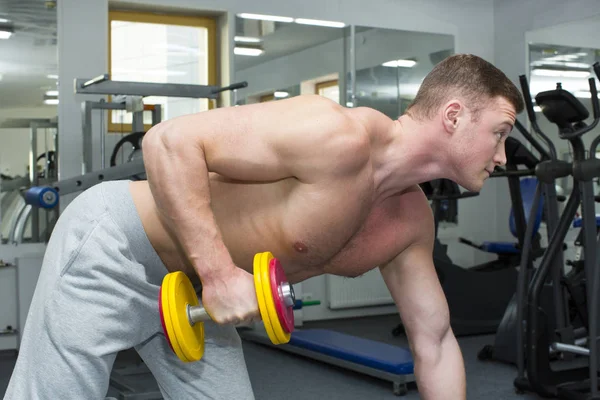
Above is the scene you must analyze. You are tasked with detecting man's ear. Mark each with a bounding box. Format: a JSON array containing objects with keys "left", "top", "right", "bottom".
[{"left": 442, "top": 100, "right": 463, "bottom": 134}]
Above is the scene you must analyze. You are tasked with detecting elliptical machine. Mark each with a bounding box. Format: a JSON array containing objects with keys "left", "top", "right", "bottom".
[{"left": 509, "top": 63, "right": 600, "bottom": 399}]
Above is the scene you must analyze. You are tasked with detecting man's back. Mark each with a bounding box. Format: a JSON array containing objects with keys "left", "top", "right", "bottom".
[{"left": 131, "top": 98, "right": 429, "bottom": 282}]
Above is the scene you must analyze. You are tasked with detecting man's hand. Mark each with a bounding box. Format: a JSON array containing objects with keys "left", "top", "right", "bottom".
[{"left": 200, "top": 265, "right": 260, "bottom": 325}]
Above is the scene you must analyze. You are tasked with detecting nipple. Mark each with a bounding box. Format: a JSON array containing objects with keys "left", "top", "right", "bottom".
[{"left": 293, "top": 241, "right": 309, "bottom": 253}]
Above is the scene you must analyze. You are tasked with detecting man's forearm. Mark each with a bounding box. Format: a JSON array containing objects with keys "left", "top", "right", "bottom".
[
  {"left": 412, "top": 329, "right": 466, "bottom": 400},
  {"left": 143, "top": 122, "right": 234, "bottom": 281}
]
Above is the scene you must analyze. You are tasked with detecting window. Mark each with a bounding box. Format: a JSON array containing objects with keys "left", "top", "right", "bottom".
[
  {"left": 315, "top": 79, "right": 339, "bottom": 103},
  {"left": 108, "top": 10, "right": 217, "bottom": 132}
]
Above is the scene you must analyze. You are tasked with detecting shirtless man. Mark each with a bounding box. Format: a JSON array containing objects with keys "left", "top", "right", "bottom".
[{"left": 5, "top": 54, "right": 523, "bottom": 400}]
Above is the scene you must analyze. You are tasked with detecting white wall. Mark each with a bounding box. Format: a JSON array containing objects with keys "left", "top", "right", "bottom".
[{"left": 0, "top": 106, "right": 57, "bottom": 122}]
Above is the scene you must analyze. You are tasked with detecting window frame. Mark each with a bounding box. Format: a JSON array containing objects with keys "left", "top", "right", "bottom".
[{"left": 107, "top": 9, "right": 217, "bottom": 133}]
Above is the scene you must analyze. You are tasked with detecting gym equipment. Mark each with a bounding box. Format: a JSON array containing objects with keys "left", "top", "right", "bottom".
[
  {"left": 110, "top": 132, "right": 144, "bottom": 168},
  {"left": 110, "top": 132, "right": 146, "bottom": 180},
  {"left": 76, "top": 74, "right": 247, "bottom": 175},
  {"left": 506, "top": 63, "right": 600, "bottom": 399},
  {"left": 23, "top": 186, "right": 59, "bottom": 209},
  {"left": 240, "top": 328, "right": 415, "bottom": 396},
  {"left": 159, "top": 251, "right": 296, "bottom": 362}
]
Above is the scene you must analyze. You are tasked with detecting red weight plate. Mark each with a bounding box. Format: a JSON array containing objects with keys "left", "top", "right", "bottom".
[
  {"left": 158, "top": 284, "right": 174, "bottom": 352},
  {"left": 269, "top": 257, "right": 295, "bottom": 333}
]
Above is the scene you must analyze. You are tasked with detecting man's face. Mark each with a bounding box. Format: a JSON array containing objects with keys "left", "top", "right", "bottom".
[{"left": 455, "top": 97, "right": 516, "bottom": 192}]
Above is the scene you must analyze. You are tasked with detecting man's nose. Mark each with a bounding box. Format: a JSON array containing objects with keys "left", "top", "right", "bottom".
[{"left": 494, "top": 146, "right": 507, "bottom": 166}]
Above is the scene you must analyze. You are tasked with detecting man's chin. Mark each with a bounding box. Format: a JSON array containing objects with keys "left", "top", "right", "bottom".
[{"left": 460, "top": 180, "right": 483, "bottom": 193}]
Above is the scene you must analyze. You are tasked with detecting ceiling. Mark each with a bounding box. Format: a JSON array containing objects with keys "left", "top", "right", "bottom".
[
  {"left": 0, "top": 0, "right": 58, "bottom": 109},
  {"left": 233, "top": 19, "right": 372, "bottom": 71}
]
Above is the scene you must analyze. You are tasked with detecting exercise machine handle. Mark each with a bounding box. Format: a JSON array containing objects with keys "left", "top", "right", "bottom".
[
  {"left": 81, "top": 74, "right": 110, "bottom": 89},
  {"left": 519, "top": 75, "right": 557, "bottom": 160},
  {"left": 535, "top": 160, "right": 572, "bottom": 183},
  {"left": 212, "top": 81, "right": 248, "bottom": 94},
  {"left": 520, "top": 75, "right": 537, "bottom": 125},
  {"left": 491, "top": 168, "right": 536, "bottom": 178}
]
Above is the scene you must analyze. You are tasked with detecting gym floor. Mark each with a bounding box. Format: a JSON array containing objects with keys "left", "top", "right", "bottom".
[{"left": 0, "top": 314, "right": 543, "bottom": 399}]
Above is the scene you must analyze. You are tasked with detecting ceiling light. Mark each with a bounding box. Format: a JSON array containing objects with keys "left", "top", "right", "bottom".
[
  {"left": 382, "top": 59, "right": 417, "bottom": 68},
  {"left": 234, "top": 36, "right": 261, "bottom": 43},
  {"left": 0, "top": 18, "right": 9, "bottom": 23},
  {"left": 44, "top": 99, "right": 59, "bottom": 105},
  {"left": 237, "top": 13, "right": 293, "bottom": 23},
  {"left": 532, "top": 69, "right": 590, "bottom": 78},
  {"left": 0, "top": 30, "right": 13, "bottom": 40},
  {"left": 294, "top": 18, "right": 345, "bottom": 28},
  {"left": 47, "top": 74, "right": 59, "bottom": 79},
  {"left": 234, "top": 47, "right": 264, "bottom": 56},
  {"left": 274, "top": 91, "right": 289, "bottom": 98},
  {"left": 45, "top": 90, "right": 59, "bottom": 96}
]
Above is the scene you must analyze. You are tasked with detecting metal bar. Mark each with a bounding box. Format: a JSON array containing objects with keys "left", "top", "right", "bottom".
[
  {"left": 550, "top": 343, "right": 590, "bottom": 357},
  {"left": 132, "top": 111, "right": 144, "bottom": 133},
  {"left": 349, "top": 25, "right": 356, "bottom": 107},
  {"left": 189, "top": 306, "right": 210, "bottom": 324},
  {"left": 75, "top": 79, "right": 220, "bottom": 99},
  {"left": 151, "top": 104, "right": 162, "bottom": 126},
  {"left": 82, "top": 74, "right": 109, "bottom": 88},
  {"left": 29, "top": 124, "right": 39, "bottom": 243},
  {"left": 51, "top": 161, "right": 145, "bottom": 196},
  {"left": 545, "top": 181, "right": 568, "bottom": 332},
  {"left": 82, "top": 101, "right": 127, "bottom": 173},
  {"left": 1, "top": 177, "right": 30, "bottom": 193},
  {"left": 516, "top": 182, "right": 543, "bottom": 380}
]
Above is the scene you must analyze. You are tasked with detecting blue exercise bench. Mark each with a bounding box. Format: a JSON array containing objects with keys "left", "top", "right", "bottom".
[{"left": 240, "top": 328, "right": 415, "bottom": 396}]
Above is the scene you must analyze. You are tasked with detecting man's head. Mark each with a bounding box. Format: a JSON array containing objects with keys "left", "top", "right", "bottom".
[
  {"left": 406, "top": 54, "right": 524, "bottom": 122},
  {"left": 406, "top": 54, "right": 524, "bottom": 192}
]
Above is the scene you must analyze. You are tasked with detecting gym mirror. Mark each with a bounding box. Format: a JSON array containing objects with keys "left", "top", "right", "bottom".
[{"left": 0, "top": 1, "right": 58, "bottom": 244}]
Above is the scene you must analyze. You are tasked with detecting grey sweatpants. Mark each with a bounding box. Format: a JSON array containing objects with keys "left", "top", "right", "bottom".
[{"left": 4, "top": 180, "right": 254, "bottom": 400}]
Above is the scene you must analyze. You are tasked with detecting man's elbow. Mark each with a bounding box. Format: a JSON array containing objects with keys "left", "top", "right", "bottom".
[{"left": 144, "top": 119, "right": 196, "bottom": 158}]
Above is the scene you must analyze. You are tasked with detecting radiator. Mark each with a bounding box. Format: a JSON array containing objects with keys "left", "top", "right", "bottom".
[{"left": 326, "top": 269, "right": 394, "bottom": 309}]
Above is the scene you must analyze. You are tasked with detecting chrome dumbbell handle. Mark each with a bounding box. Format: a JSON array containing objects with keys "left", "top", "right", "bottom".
[
  {"left": 187, "top": 281, "right": 295, "bottom": 325},
  {"left": 188, "top": 306, "right": 211, "bottom": 325}
]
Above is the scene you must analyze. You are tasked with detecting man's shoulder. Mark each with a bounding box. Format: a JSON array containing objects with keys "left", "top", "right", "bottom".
[
  {"left": 388, "top": 185, "right": 434, "bottom": 244},
  {"left": 346, "top": 106, "right": 394, "bottom": 132}
]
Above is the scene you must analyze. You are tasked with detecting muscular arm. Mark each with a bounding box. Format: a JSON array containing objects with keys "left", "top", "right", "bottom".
[
  {"left": 380, "top": 189, "right": 466, "bottom": 399},
  {"left": 142, "top": 95, "right": 370, "bottom": 282}
]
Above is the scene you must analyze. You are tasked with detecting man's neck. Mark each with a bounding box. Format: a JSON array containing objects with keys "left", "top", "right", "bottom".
[{"left": 371, "top": 114, "right": 454, "bottom": 198}]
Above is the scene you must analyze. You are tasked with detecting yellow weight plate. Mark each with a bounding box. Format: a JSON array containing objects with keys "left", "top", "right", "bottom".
[
  {"left": 253, "top": 252, "right": 279, "bottom": 344},
  {"left": 160, "top": 273, "right": 186, "bottom": 360},
  {"left": 164, "top": 271, "right": 205, "bottom": 362},
  {"left": 259, "top": 255, "right": 291, "bottom": 344}
]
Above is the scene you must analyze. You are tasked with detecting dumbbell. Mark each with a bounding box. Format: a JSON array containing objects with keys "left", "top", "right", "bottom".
[{"left": 159, "top": 251, "right": 296, "bottom": 362}]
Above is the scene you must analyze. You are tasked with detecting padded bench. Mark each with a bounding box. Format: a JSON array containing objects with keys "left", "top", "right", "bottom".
[{"left": 240, "top": 328, "right": 415, "bottom": 396}]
